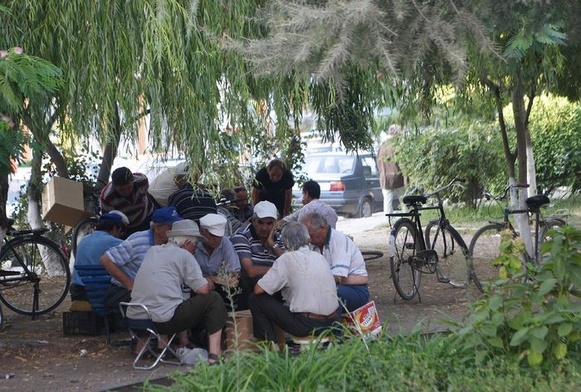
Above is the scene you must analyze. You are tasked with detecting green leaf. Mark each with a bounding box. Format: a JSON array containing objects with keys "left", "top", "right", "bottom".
[
  {"left": 510, "top": 327, "right": 530, "bottom": 346},
  {"left": 530, "top": 337, "right": 548, "bottom": 353},
  {"left": 538, "top": 278, "right": 557, "bottom": 296},
  {"left": 557, "top": 323, "right": 573, "bottom": 337},
  {"left": 488, "top": 336, "right": 505, "bottom": 349},
  {"left": 531, "top": 326, "right": 548, "bottom": 340},
  {"left": 481, "top": 323, "right": 498, "bottom": 337},
  {"left": 488, "top": 295, "right": 503, "bottom": 311},
  {"left": 527, "top": 350, "right": 543, "bottom": 367},
  {"left": 553, "top": 342, "right": 567, "bottom": 360}
]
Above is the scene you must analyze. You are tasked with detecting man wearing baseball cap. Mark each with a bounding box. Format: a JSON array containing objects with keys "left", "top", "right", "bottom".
[
  {"left": 231, "top": 201, "right": 284, "bottom": 310},
  {"left": 70, "top": 211, "right": 128, "bottom": 305},
  {"left": 129, "top": 219, "right": 227, "bottom": 364},
  {"left": 196, "top": 214, "right": 241, "bottom": 307},
  {"left": 101, "top": 206, "right": 183, "bottom": 314}
]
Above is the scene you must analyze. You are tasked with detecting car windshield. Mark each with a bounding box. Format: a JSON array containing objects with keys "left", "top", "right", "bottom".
[{"left": 305, "top": 155, "right": 355, "bottom": 175}]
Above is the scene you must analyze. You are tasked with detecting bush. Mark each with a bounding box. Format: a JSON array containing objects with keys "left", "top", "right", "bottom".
[
  {"left": 529, "top": 96, "right": 581, "bottom": 194},
  {"left": 456, "top": 225, "right": 581, "bottom": 367},
  {"left": 395, "top": 122, "right": 505, "bottom": 207}
]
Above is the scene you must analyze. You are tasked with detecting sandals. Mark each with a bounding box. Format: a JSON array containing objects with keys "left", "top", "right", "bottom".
[{"left": 207, "top": 353, "right": 225, "bottom": 365}]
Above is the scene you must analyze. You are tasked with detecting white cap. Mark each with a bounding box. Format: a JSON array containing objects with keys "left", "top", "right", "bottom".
[
  {"left": 166, "top": 219, "right": 203, "bottom": 238},
  {"left": 199, "top": 213, "right": 227, "bottom": 237},
  {"left": 108, "top": 210, "right": 130, "bottom": 225},
  {"left": 254, "top": 201, "right": 278, "bottom": 219}
]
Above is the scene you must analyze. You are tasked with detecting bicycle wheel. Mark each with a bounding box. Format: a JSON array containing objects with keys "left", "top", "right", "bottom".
[
  {"left": 425, "top": 221, "right": 469, "bottom": 287},
  {"left": 0, "top": 236, "right": 70, "bottom": 316},
  {"left": 468, "top": 223, "right": 504, "bottom": 292},
  {"left": 72, "top": 216, "right": 99, "bottom": 257},
  {"left": 389, "top": 219, "right": 421, "bottom": 300}
]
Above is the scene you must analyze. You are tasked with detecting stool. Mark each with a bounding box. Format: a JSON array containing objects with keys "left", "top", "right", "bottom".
[{"left": 289, "top": 335, "right": 332, "bottom": 352}]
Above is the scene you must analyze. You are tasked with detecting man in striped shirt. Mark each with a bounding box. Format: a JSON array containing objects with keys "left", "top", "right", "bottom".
[
  {"left": 231, "top": 201, "right": 284, "bottom": 310},
  {"left": 100, "top": 206, "right": 183, "bottom": 313},
  {"left": 99, "top": 167, "right": 156, "bottom": 238}
]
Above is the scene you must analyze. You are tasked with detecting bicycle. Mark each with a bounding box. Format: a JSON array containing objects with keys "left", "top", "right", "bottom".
[
  {"left": 387, "top": 178, "right": 469, "bottom": 301},
  {"left": 71, "top": 192, "right": 101, "bottom": 257},
  {"left": 468, "top": 184, "right": 567, "bottom": 293},
  {"left": 0, "top": 219, "right": 70, "bottom": 318}
]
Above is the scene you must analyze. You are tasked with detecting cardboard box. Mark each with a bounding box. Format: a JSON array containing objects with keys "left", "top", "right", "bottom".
[
  {"left": 342, "top": 301, "right": 382, "bottom": 339},
  {"left": 42, "top": 177, "right": 90, "bottom": 227},
  {"left": 224, "top": 310, "right": 259, "bottom": 352}
]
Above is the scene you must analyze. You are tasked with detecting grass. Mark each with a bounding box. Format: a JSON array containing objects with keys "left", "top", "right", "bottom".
[{"left": 144, "top": 331, "right": 581, "bottom": 391}]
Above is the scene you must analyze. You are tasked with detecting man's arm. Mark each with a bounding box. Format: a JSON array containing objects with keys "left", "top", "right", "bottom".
[
  {"left": 283, "top": 188, "right": 292, "bottom": 217},
  {"left": 100, "top": 254, "right": 134, "bottom": 290},
  {"left": 251, "top": 187, "right": 260, "bottom": 206},
  {"left": 240, "top": 257, "right": 270, "bottom": 278},
  {"left": 254, "top": 282, "right": 265, "bottom": 295}
]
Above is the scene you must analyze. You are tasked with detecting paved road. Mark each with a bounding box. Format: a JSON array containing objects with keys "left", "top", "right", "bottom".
[{"left": 336, "top": 212, "right": 388, "bottom": 235}]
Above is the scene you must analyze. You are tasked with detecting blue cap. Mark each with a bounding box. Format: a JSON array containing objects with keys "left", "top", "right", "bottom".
[{"left": 152, "top": 206, "right": 182, "bottom": 225}]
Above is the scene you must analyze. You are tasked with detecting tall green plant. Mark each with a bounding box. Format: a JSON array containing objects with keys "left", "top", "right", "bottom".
[
  {"left": 395, "top": 122, "right": 505, "bottom": 207},
  {"left": 457, "top": 226, "right": 581, "bottom": 367}
]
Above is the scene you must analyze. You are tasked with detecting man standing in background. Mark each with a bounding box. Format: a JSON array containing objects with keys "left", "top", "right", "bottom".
[{"left": 377, "top": 125, "right": 405, "bottom": 214}]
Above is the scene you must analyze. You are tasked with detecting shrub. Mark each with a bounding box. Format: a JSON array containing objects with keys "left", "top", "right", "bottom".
[{"left": 456, "top": 225, "right": 581, "bottom": 367}]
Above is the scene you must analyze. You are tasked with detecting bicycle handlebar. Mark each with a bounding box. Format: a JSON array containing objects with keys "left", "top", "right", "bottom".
[
  {"left": 425, "top": 177, "right": 466, "bottom": 199},
  {"left": 484, "top": 183, "right": 529, "bottom": 202}
]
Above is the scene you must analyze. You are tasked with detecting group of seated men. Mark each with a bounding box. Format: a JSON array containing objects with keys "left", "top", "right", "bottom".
[{"left": 71, "top": 162, "right": 370, "bottom": 356}]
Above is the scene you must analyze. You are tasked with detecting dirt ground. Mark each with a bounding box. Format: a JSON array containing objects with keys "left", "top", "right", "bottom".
[{"left": 0, "top": 218, "right": 478, "bottom": 392}]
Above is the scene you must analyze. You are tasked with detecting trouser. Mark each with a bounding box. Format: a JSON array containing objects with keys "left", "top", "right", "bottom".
[
  {"left": 337, "top": 284, "right": 369, "bottom": 313},
  {"left": 248, "top": 293, "right": 339, "bottom": 342},
  {"left": 104, "top": 284, "right": 131, "bottom": 315},
  {"left": 155, "top": 291, "right": 227, "bottom": 336},
  {"left": 382, "top": 187, "right": 404, "bottom": 214}
]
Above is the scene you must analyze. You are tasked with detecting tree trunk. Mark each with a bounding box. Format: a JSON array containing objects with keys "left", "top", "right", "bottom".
[
  {"left": 27, "top": 148, "right": 44, "bottom": 230},
  {"left": 511, "top": 76, "right": 534, "bottom": 259}
]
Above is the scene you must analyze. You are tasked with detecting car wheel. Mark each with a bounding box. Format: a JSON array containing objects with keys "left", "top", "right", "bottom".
[{"left": 356, "top": 198, "right": 373, "bottom": 218}]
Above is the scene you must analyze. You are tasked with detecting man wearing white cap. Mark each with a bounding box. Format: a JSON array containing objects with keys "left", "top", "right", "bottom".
[
  {"left": 231, "top": 201, "right": 284, "bottom": 310},
  {"left": 129, "top": 219, "right": 227, "bottom": 365},
  {"left": 196, "top": 214, "right": 241, "bottom": 306}
]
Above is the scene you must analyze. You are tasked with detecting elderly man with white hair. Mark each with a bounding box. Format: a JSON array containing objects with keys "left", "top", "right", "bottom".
[
  {"left": 129, "top": 219, "right": 228, "bottom": 365},
  {"left": 196, "top": 213, "right": 241, "bottom": 307},
  {"left": 249, "top": 222, "right": 339, "bottom": 343}
]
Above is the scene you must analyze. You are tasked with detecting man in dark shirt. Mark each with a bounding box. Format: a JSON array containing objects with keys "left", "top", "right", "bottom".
[{"left": 252, "top": 159, "right": 295, "bottom": 218}]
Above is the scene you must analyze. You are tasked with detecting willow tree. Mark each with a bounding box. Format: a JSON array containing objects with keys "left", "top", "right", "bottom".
[{"left": 0, "top": 0, "right": 317, "bottom": 228}]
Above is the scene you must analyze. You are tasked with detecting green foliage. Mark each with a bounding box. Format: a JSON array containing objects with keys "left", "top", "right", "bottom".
[
  {"left": 146, "top": 330, "right": 581, "bottom": 391},
  {"left": 529, "top": 96, "right": 581, "bottom": 193},
  {"left": 395, "top": 122, "right": 505, "bottom": 208},
  {"left": 0, "top": 119, "right": 26, "bottom": 176},
  {"left": 457, "top": 225, "right": 581, "bottom": 367}
]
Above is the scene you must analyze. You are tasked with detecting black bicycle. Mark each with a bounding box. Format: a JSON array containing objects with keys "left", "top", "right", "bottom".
[
  {"left": 71, "top": 192, "right": 101, "bottom": 257},
  {"left": 0, "top": 219, "right": 70, "bottom": 318},
  {"left": 468, "top": 184, "right": 567, "bottom": 292},
  {"left": 387, "top": 178, "right": 469, "bottom": 301}
]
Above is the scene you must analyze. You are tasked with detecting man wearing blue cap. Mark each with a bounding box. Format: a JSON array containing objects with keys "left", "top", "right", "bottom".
[
  {"left": 101, "top": 206, "right": 183, "bottom": 313},
  {"left": 70, "top": 211, "right": 129, "bottom": 304}
]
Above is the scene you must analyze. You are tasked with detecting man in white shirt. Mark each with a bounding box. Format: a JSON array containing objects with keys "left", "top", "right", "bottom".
[
  {"left": 299, "top": 212, "right": 369, "bottom": 312},
  {"left": 281, "top": 180, "right": 338, "bottom": 229},
  {"left": 249, "top": 222, "right": 339, "bottom": 342}
]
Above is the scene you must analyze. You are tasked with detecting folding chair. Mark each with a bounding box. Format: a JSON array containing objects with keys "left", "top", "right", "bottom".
[
  {"left": 76, "top": 264, "right": 128, "bottom": 346},
  {"left": 118, "top": 302, "right": 182, "bottom": 370}
]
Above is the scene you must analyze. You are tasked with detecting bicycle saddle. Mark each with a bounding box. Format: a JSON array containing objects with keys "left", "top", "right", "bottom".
[
  {"left": 402, "top": 195, "right": 427, "bottom": 205},
  {"left": 525, "top": 194, "right": 550, "bottom": 212}
]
